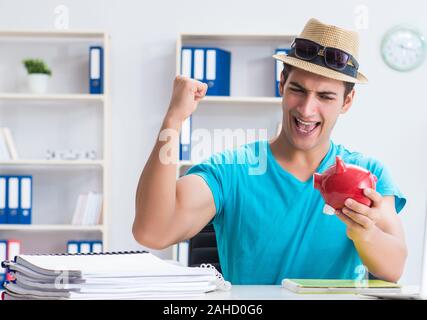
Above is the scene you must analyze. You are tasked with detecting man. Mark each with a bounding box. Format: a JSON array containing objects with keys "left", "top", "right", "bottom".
[{"left": 133, "top": 18, "right": 407, "bottom": 285}]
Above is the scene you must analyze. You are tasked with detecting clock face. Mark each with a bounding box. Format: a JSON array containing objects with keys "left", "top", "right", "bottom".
[{"left": 381, "top": 26, "right": 426, "bottom": 72}]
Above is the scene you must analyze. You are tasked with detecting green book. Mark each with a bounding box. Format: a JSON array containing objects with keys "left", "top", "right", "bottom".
[{"left": 282, "top": 279, "right": 402, "bottom": 294}]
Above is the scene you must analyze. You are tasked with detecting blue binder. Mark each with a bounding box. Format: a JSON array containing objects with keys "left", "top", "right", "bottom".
[
  {"left": 179, "top": 116, "right": 192, "bottom": 161},
  {"left": 181, "top": 47, "right": 231, "bottom": 96},
  {"left": 204, "top": 47, "right": 231, "bottom": 96},
  {"left": 90, "top": 241, "right": 103, "bottom": 253},
  {"left": 6, "top": 176, "right": 19, "bottom": 224},
  {"left": 275, "top": 48, "right": 291, "bottom": 97},
  {"left": 0, "top": 176, "right": 7, "bottom": 224},
  {"left": 67, "top": 241, "right": 80, "bottom": 254},
  {"left": 79, "top": 241, "right": 91, "bottom": 254},
  {"left": 89, "top": 46, "right": 104, "bottom": 94},
  {"left": 18, "top": 176, "right": 32, "bottom": 225}
]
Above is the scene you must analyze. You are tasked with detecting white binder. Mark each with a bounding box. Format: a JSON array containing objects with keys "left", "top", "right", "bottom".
[
  {"left": 181, "top": 48, "right": 192, "bottom": 77},
  {"left": 194, "top": 49, "right": 204, "bottom": 80},
  {"left": 7, "top": 177, "right": 19, "bottom": 224},
  {"left": 206, "top": 49, "right": 217, "bottom": 81}
]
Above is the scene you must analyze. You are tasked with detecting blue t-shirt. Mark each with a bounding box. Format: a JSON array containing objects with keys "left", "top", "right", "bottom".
[{"left": 185, "top": 140, "right": 406, "bottom": 285}]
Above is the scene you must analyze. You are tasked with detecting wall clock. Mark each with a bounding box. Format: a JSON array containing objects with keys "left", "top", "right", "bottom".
[{"left": 381, "top": 26, "right": 426, "bottom": 72}]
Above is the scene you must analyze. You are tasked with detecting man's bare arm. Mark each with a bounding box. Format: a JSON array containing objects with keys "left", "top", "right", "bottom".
[{"left": 133, "top": 76, "right": 215, "bottom": 249}]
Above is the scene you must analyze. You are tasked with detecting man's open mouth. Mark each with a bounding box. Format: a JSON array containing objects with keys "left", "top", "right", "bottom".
[{"left": 293, "top": 116, "right": 321, "bottom": 135}]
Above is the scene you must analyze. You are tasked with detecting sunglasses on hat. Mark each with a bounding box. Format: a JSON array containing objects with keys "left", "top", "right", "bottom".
[{"left": 291, "top": 38, "right": 359, "bottom": 71}]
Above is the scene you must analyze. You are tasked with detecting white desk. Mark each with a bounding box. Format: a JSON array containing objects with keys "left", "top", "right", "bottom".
[{"left": 200, "top": 285, "right": 375, "bottom": 300}]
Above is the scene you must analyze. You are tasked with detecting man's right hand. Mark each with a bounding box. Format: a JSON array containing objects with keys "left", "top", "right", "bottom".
[{"left": 166, "top": 76, "right": 208, "bottom": 123}]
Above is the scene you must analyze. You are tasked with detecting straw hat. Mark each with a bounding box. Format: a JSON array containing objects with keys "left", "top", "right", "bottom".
[{"left": 273, "top": 18, "right": 368, "bottom": 84}]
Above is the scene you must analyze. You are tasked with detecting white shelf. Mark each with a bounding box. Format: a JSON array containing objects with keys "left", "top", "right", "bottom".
[
  {"left": 202, "top": 96, "right": 281, "bottom": 105},
  {"left": 0, "top": 159, "right": 104, "bottom": 167},
  {"left": 181, "top": 33, "right": 297, "bottom": 42},
  {"left": 0, "top": 30, "right": 106, "bottom": 39},
  {"left": 0, "top": 93, "right": 104, "bottom": 102},
  {"left": 0, "top": 224, "right": 104, "bottom": 231}
]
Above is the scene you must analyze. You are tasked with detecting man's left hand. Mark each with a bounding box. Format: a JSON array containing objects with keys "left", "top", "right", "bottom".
[{"left": 336, "top": 188, "right": 386, "bottom": 243}]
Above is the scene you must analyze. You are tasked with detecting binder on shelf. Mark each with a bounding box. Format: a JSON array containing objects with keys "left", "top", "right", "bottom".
[
  {"left": 181, "top": 48, "right": 192, "bottom": 78},
  {"left": 91, "top": 241, "right": 103, "bottom": 253},
  {"left": 180, "top": 47, "right": 231, "bottom": 96},
  {"left": 1, "top": 128, "right": 19, "bottom": 160},
  {"left": 179, "top": 116, "right": 192, "bottom": 161},
  {"left": 205, "top": 48, "right": 231, "bottom": 96},
  {"left": 67, "top": 241, "right": 79, "bottom": 254},
  {"left": 0, "top": 177, "right": 7, "bottom": 224},
  {"left": 18, "top": 176, "right": 32, "bottom": 225},
  {"left": 89, "top": 46, "right": 104, "bottom": 94},
  {"left": 275, "top": 48, "right": 291, "bottom": 97},
  {"left": 0, "top": 240, "right": 7, "bottom": 282},
  {"left": 79, "top": 242, "right": 91, "bottom": 254},
  {"left": 193, "top": 49, "right": 205, "bottom": 81},
  {"left": 6, "top": 177, "right": 19, "bottom": 224}
]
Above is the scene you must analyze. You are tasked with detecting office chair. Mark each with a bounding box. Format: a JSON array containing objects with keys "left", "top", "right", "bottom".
[{"left": 188, "top": 224, "right": 222, "bottom": 273}]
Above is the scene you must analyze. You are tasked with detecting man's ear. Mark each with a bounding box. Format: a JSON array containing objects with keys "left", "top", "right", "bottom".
[
  {"left": 341, "top": 89, "right": 355, "bottom": 114},
  {"left": 279, "top": 71, "right": 285, "bottom": 97}
]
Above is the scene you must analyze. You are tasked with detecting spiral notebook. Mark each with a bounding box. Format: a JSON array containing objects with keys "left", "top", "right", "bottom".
[{"left": 1, "top": 251, "right": 231, "bottom": 300}]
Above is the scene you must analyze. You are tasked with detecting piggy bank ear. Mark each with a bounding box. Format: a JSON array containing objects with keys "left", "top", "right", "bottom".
[
  {"left": 335, "top": 156, "right": 347, "bottom": 174},
  {"left": 313, "top": 173, "right": 323, "bottom": 190}
]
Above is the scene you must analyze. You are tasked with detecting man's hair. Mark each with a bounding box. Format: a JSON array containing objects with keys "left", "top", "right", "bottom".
[{"left": 281, "top": 64, "right": 355, "bottom": 99}]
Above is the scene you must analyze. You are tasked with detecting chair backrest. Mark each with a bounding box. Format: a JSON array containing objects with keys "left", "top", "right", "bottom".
[{"left": 188, "top": 224, "right": 221, "bottom": 273}]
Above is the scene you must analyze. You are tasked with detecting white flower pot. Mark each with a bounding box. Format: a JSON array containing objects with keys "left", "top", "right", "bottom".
[{"left": 28, "top": 73, "right": 50, "bottom": 94}]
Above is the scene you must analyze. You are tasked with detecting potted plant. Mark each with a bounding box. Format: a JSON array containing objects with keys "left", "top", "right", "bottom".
[{"left": 23, "top": 59, "right": 52, "bottom": 94}]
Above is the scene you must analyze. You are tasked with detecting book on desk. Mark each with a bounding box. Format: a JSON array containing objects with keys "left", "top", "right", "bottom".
[{"left": 282, "top": 279, "right": 402, "bottom": 294}]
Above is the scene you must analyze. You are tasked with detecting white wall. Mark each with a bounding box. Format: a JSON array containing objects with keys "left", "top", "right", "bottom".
[{"left": 0, "top": 0, "right": 426, "bottom": 285}]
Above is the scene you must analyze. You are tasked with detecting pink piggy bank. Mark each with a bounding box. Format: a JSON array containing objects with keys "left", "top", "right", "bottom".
[{"left": 313, "top": 156, "right": 377, "bottom": 215}]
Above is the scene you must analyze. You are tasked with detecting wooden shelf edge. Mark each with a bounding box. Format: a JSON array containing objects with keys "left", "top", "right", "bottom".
[
  {"left": 0, "top": 160, "right": 104, "bottom": 167},
  {"left": 0, "top": 224, "right": 104, "bottom": 231}
]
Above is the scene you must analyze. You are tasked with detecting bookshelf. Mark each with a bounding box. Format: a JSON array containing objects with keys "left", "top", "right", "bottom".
[
  {"left": 0, "top": 30, "right": 111, "bottom": 254},
  {"left": 172, "top": 33, "right": 297, "bottom": 264}
]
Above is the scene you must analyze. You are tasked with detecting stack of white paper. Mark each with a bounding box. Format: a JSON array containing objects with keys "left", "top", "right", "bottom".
[{"left": 1, "top": 251, "right": 230, "bottom": 300}]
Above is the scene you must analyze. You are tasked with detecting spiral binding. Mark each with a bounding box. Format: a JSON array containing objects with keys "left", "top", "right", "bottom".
[
  {"left": 24, "top": 250, "right": 149, "bottom": 257},
  {"left": 200, "top": 263, "right": 232, "bottom": 291}
]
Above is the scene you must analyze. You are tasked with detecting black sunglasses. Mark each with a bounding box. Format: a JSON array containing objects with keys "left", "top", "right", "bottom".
[{"left": 291, "top": 38, "right": 359, "bottom": 71}]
